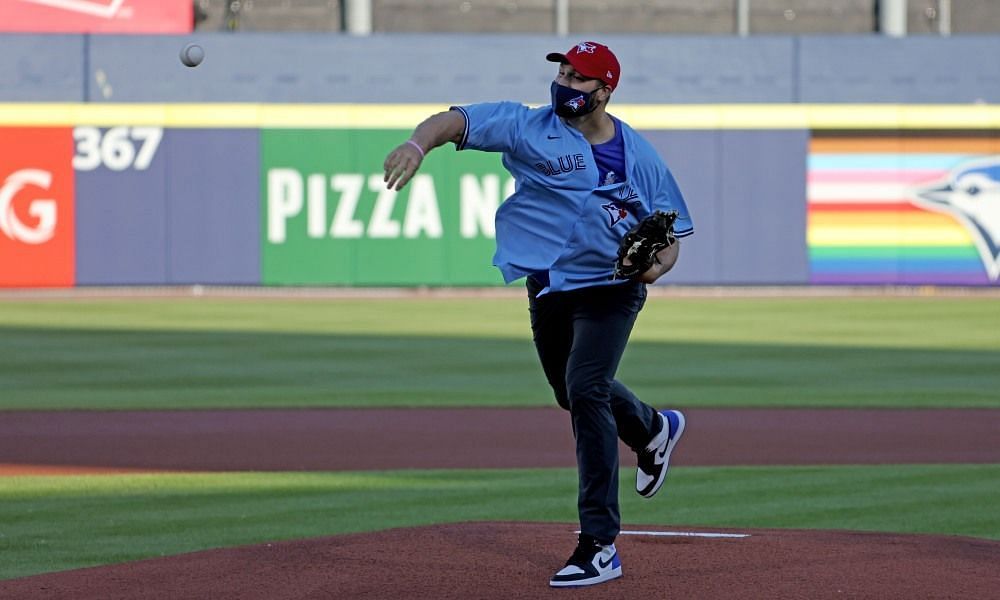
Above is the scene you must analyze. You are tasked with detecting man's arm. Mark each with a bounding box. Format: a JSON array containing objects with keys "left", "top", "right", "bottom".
[
  {"left": 383, "top": 110, "right": 466, "bottom": 191},
  {"left": 637, "top": 239, "right": 680, "bottom": 284}
]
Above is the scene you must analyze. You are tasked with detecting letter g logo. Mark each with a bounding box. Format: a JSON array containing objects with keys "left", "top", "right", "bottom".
[{"left": 0, "top": 169, "right": 58, "bottom": 245}]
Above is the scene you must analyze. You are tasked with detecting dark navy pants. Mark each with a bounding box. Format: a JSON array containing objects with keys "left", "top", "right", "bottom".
[{"left": 527, "top": 276, "right": 661, "bottom": 544}]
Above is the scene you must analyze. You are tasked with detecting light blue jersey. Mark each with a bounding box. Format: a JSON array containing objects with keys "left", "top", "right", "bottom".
[{"left": 452, "top": 102, "right": 693, "bottom": 294}]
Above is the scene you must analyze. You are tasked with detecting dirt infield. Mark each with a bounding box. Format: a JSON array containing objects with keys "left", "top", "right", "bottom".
[
  {"left": 2, "top": 407, "right": 998, "bottom": 598},
  {"left": 2, "top": 407, "right": 999, "bottom": 473},
  {"left": 3, "top": 522, "right": 998, "bottom": 600}
]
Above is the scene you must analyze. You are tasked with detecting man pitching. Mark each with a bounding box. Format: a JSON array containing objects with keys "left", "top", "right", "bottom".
[{"left": 384, "top": 41, "right": 692, "bottom": 588}]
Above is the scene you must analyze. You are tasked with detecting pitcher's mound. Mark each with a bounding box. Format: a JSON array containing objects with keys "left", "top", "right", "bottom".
[{"left": 3, "top": 522, "right": 998, "bottom": 599}]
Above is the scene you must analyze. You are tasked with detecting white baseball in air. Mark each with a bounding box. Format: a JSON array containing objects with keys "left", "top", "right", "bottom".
[{"left": 180, "top": 43, "right": 204, "bottom": 68}]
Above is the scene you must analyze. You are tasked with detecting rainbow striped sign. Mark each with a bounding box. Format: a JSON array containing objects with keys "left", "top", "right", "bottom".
[{"left": 808, "top": 135, "right": 1000, "bottom": 286}]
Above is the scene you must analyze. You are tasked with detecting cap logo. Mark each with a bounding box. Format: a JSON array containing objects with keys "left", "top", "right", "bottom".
[
  {"left": 606, "top": 70, "right": 614, "bottom": 79},
  {"left": 576, "top": 42, "right": 597, "bottom": 54}
]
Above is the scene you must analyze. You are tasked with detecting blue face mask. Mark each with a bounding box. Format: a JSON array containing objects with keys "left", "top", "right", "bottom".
[{"left": 550, "top": 81, "right": 600, "bottom": 118}]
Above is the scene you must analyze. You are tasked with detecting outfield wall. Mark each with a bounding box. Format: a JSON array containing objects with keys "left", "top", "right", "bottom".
[
  {"left": 5, "top": 34, "right": 1000, "bottom": 104},
  {"left": 1, "top": 34, "right": 998, "bottom": 288}
]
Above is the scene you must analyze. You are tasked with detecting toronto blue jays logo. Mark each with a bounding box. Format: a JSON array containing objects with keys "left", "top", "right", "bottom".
[
  {"left": 601, "top": 186, "right": 640, "bottom": 227},
  {"left": 911, "top": 156, "right": 1000, "bottom": 281},
  {"left": 564, "top": 94, "right": 587, "bottom": 112},
  {"left": 576, "top": 42, "right": 597, "bottom": 54},
  {"left": 602, "top": 202, "right": 629, "bottom": 226}
]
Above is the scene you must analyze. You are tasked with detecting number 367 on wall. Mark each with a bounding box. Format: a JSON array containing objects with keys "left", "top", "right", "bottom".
[{"left": 72, "top": 126, "right": 163, "bottom": 172}]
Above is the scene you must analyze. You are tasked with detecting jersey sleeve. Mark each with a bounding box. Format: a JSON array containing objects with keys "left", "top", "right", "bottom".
[
  {"left": 654, "top": 167, "right": 694, "bottom": 239},
  {"left": 450, "top": 101, "right": 527, "bottom": 154}
]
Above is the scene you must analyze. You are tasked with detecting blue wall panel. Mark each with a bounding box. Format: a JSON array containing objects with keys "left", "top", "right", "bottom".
[
  {"left": 798, "top": 36, "right": 1000, "bottom": 103},
  {"left": 0, "top": 34, "right": 85, "bottom": 101},
  {"left": 75, "top": 127, "right": 169, "bottom": 285},
  {"left": 4, "top": 33, "right": 995, "bottom": 104},
  {"left": 76, "top": 128, "right": 261, "bottom": 285},
  {"left": 646, "top": 129, "right": 810, "bottom": 285},
  {"left": 644, "top": 130, "right": 721, "bottom": 284},
  {"left": 717, "top": 130, "right": 809, "bottom": 284},
  {"left": 165, "top": 129, "right": 260, "bottom": 284},
  {"left": 617, "top": 35, "right": 796, "bottom": 104},
  {"left": 83, "top": 33, "right": 796, "bottom": 104},
  {"left": 86, "top": 33, "right": 557, "bottom": 103}
]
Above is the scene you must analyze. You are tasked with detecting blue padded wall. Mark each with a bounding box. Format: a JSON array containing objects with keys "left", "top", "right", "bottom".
[
  {"left": 4, "top": 33, "right": 997, "bottom": 104},
  {"left": 0, "top": 34, "right": 85, "bottom": 101},
  {"left": 798, "top": 35, "right": 1000, "bottom": 103}
]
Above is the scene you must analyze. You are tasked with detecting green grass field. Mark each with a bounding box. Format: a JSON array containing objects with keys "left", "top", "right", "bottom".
[
  {"left": 2, "top": 465, "right": 998, "bottom": 581},
  {"left": 1, "top": 296, "right": 998, "bottom": 409},
  {"left": 0, "top": 294, "right": 998, "bottom": 580}
]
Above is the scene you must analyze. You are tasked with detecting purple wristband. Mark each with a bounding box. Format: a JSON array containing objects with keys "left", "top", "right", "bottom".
[{"left": 405, "top": 139, "right": 425, "bottom": 158}]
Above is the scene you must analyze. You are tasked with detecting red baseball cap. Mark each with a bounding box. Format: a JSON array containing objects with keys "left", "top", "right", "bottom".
[{"left": 546, "top": 41, "right": 621, "bottom": 91}]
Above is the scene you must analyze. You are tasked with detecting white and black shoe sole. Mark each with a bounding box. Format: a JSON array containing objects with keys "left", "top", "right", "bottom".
[{"left": 549, "top": 567, "right": 623, "bottom": 588}]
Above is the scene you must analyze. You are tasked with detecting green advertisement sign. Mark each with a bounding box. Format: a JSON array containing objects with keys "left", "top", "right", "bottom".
[{"left": 261, "top": 129, "right": 509, "bottom": 286}]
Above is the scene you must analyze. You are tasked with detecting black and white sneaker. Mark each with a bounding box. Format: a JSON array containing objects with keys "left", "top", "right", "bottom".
[
  {"left": 549, "top": 535, "right": 622, "bottom": 588},
  {"left": 636, "top": 409, "right": 686, "bottom": 498}
]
